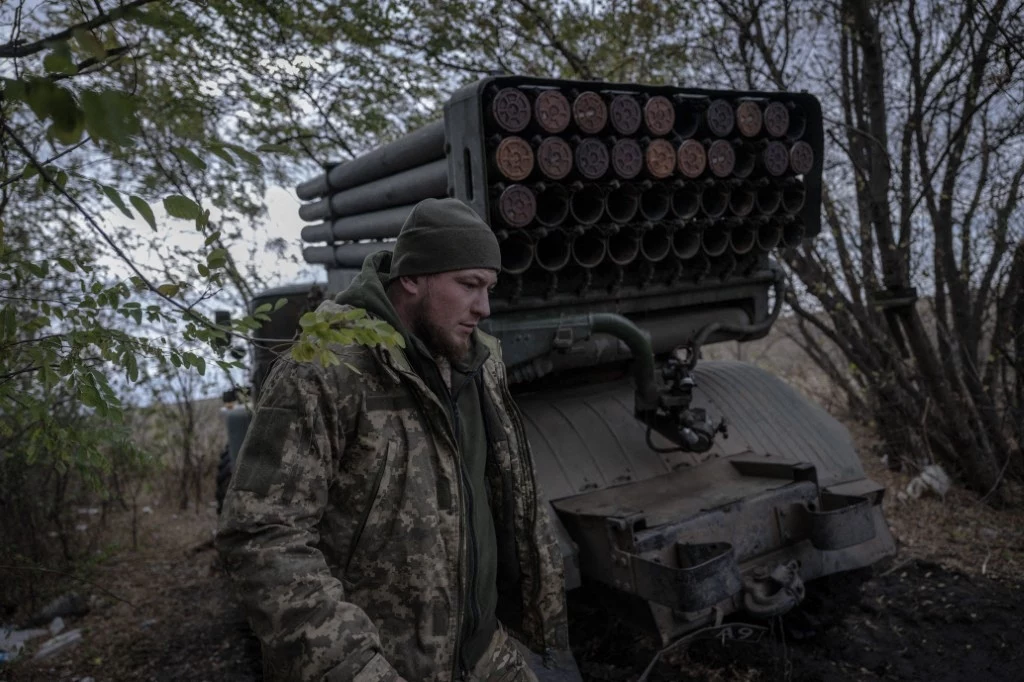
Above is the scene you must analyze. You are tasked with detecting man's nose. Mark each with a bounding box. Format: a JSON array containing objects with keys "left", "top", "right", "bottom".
[{"left": 471, "top": 290, "right": 490, "bottom": 319}]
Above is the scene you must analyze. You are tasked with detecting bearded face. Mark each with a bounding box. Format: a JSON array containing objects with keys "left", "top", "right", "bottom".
[{"left": 406, "top": 269, "right": 496, "bottom": 363}]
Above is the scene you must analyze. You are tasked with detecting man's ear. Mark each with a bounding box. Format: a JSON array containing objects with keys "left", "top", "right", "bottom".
[{"left": 396, "top": 275, "right": 422, "bottom": 297}]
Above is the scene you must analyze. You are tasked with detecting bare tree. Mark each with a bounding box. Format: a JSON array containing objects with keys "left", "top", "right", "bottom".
[{"left": 701, "top": 0, "right": 1024, "bottom": 500}]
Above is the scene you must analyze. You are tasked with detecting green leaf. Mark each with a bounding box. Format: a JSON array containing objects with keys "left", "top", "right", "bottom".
[
  {"left": 129, "top": 196, "right": 156, "bottom": 230},
  {"left": 256, "top": 143, "right": 291, "bottom": 153},
  {"left": 224, "top": 143, "right": 261, "bottom": 167},
  {"left": 197, "top": 263, "right": 210, "bottom": 277},
  {"left": 203, "top": 230, "right": 221, "bottom": 246},
  {"left": 73, "top": 28, "right": 107, "bottom": 60},
  {"left": 57, "top": 257, "right": 75, "bottom": 272},
  {"left": 206, "top": 248, "right": 228, "bottom": 268},
  {"left": 100, "top": 185, "right": 134, "bottom": 219},
  {"left": 172, "top": 146, "right": 208, "bottom": 171},
  {"left": 125, "top": 352, "right": 139, "bottom": 382},
  {"left": 206, "top": 145, "right": 237, "bottom": 167},
  {"left": 273, "top": 297, "right": 288, "bottom": 311},
  {"left": 156, "top": 283, "right": 180, "bottom": 297},
  {"left": 163, "top": 194, "right": 202, "bottom": 220},
  {"left": 54, "top": 171, "right": 69, "bottom": 189},
  {"left": 43, "top": 46, "right": 78, "bottom": 75}
]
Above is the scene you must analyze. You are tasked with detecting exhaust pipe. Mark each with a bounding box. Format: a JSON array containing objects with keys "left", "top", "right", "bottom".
[
  {"left": 571, "top": 232, "right": 607, "bottom": 268},
  {"left": 608, "top": 230, "right": 640, "bottom": 266},
  {"left": 671, "top": 225, "right": 701, "bottom": 259},
  {"left": 700, "top": 182, "right": 730, "bottom": 218},
  {"left": 782, "top": 179, "right": 806, "bottom": 214},
  {"left": 535, "top": 230, "right": 572, "bottom": 272},
  {"left": 728, "top": 183, "right": 756, "bottom": 217},
  {"left": 535, "top": 183, "right": 570, "bottom": 226},
  {"left": 639, "top": 182, "right": 671, "bottom": 221},
  {"left": 569, "top": 183, "right": 606, "bottom": 225},
  {"left": 729, "top": 221, "right": 757, "bottom": 255},
  {"left": 605, "top": 182, "right": 640, "bottom": 223},
  {"left": 701, "top": 225, "right": 730, "bottom": 257},
  {"left": 670, "top": 182, "right": 702, "bottom": 220},
  {"left": 640, "top": 224, "right": 672, "bottom": 262},
  {"left": 757, "top": 220, "right": 783, "bottom": 251}
]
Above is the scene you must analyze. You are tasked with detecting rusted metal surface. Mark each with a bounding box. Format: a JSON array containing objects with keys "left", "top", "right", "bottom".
[
  {"left": 491, "top": 87, "right": 532, "bottom": 132},
  {"left": 676, "top": 139, "right": 707, "bottom": 179},
  {"left": 536, "top": 136, "right": 573, "bottom": 180},
  {"left": 707, "top": 140, "right": 736, "bottom": 178},
  {"left": 496, "top": 183, "right": 537, "bottom": 227},
  {"left": 644, "top": 139, "right": 676, "bottom": 179},
  {"left": 534, "top": 89, "right": 572, "bottom": 133},
  {"left": 610, "top": 94, "right": 642, "bottom": 135},
  {"left": 736, "top": 100, "right": 763, "bottom": 137},
  {"left": 762, "top": 140, "right": 790, "bottom": 177},
  {"left": 573, "top": 91, "right": 608, "bottom": 134},
  {"left": 763, "top": 101, "right": 790, "bottom": 138},
  {"left": 611, "top": 138, "right": 643, "bottom": 179},
  {"left": 789, "top": 140, "right": 815, "bottom": 175},
  {"left": 575, "top": 137, "right": 610, "bottom": 180},
  {"left": 643, "top": 95, "right": 676, "bottom": 136},
  {"left": 494, "top": 136, "right": 535, "bottom": 181},
  {"left": 706, "top": 98, "right": 735, "bottom": 137}
]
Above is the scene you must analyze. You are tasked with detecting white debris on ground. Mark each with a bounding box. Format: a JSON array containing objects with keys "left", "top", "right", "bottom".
[
  {"left": 899, "top": 463, "right": 952, "bottom": 501},
  {"left": 0, "top": 617, "right": 71, "bottom": 663}
]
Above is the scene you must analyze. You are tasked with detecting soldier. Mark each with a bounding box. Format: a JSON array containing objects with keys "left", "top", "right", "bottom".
[{"left": 217, "top": 198, "right": 582, "bottom": 682}]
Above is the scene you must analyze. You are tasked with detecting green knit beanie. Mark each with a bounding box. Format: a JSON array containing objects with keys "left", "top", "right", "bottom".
[{"left": 389, "top": 198, "right": 501, "bottom": 279}]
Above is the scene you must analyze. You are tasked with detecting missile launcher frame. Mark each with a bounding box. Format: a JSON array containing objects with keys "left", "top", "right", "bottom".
[{"left": 221, "top": 76, "right": 895, "bottom": 648}]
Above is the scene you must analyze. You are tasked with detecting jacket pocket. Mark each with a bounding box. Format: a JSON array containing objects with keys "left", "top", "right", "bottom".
[{"left": 345, "top": 439, "right": 395, "bottom": 577}]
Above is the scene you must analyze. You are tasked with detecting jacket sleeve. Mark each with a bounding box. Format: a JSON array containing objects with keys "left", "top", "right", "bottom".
[{"left": 216, "top": 359, "right": 405, "bottom": 682}]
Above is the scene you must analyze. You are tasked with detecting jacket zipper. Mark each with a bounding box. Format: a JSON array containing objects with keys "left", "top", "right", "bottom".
[{"left": 344, "top": 440, "right": 392, "bottom": 577}]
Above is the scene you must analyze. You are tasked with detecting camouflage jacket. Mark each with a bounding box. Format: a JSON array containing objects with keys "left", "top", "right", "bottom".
[{"left": 216, "top": 302, "right": 569, "bottom": 682}]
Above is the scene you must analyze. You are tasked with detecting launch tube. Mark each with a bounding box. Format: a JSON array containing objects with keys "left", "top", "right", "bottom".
[
  {"left": 671, "top": 225, "right": 701, "bottom": 259},
  {"left": 701, "top": 225, "right": 730, "bottom": 257},
  {"left": 605, "top": 182, "right": 640, "bottom": 223},
  {"left": 500, "top": 232, "right": 534, "bottom": 274},
  {"left": 700, "top": 182, "right": 730, "bottom": 218},
  {"left": 729, "top": 221, "right": 757, "bottom": 255},
  {"left": 569, "top": 184, "right": 605, "bottom": 225},
  {"left": 781, "top": 218, "right": 806, "bottom": 248},
  {"left": 756, "top": 184, "right": 782, "bottom": 215},
  {"left": 640, "top": 224, "right": 672, "bottom": 262},
  {"left": 608, "top": 230, "right": 640, "bottom": 266},
  {"left": 534, "top": 183, "right": 571, "bottom": 227},
  {"left": 298, "top": 159, "right": 448, "bottom": 222},
  {"left": 295, "top": 120, "right": 445, "bottom": 200},
  {"left": 757, "top": 220, "right": 783, "bottom": 251},
  {"left": 571, "top": 233, "right": 607, "bottom": 268},
  {"left": 639, "top": 182, "right": 671, "bottom": 221},
  {"left": 310, "top": 204, "right": 417, "bottom": 243},
  {"left": 333, "top": 241, "right": 395, "bottom": 268},
  {"left": 782, "top": 179, "right": 807, "bottom": 214},
  {"left": 670, "top": 182, "right": 702, "bottom": 220},
  {"left": 535, "top": 230, "right": 572, "bottom": 271},
  {"left": 728, "top": 183, "right": 756, "bottom": 217}
]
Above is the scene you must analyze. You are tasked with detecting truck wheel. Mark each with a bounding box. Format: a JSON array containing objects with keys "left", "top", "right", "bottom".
[{"left": 216, "top": 447, "right": 232, "bottom": 514}]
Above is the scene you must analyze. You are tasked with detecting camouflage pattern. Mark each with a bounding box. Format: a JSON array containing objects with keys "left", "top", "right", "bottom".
[
  {"left": 467, "top": 626, "right": 539, "bottom": 682},
  {"left": 216, "top": 299, "right": 569, "bottom": 682}
]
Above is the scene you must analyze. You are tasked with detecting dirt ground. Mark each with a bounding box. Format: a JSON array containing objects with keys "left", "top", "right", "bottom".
[{"left": 3, "top": 422, "right": 1023, "bottom": 681}]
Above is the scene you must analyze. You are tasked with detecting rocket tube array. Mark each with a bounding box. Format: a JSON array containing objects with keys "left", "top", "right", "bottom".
[{"left": 297, "top": 83, "right": 816, "bottom": 299}]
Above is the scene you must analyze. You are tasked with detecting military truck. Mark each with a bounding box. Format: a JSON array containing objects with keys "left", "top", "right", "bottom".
[{"left": 219, "top": 75, "right": 895, "bottom": 654}]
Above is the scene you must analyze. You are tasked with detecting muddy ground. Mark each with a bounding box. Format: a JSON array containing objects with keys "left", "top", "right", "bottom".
[{"left": 4, "top": 429, "right": 1024, "bottom": 681}]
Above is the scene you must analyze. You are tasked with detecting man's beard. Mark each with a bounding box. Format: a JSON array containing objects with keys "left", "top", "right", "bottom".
[{"left": 411, "top": 296, "right": 470, "bottom": 363}]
